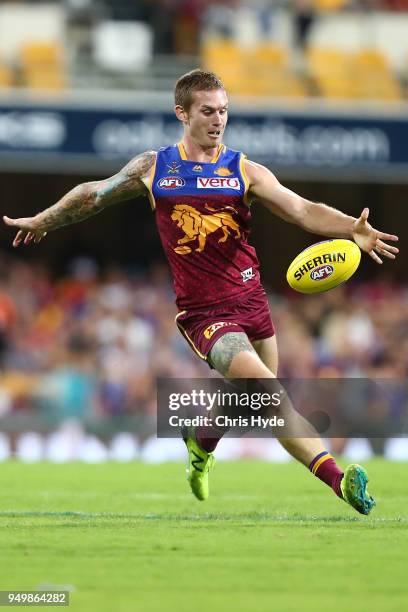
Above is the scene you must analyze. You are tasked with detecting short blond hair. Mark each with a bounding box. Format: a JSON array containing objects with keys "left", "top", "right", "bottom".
[{"left": 175, "top": 69, "right": 225, "bottom": 111}]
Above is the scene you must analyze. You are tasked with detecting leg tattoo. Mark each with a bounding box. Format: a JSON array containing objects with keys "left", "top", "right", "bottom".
[{"left": 209, "top": 332, "right": 256, "bottom": 377}]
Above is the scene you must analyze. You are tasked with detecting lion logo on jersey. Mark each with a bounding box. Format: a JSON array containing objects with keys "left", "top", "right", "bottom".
[{"left": 171, "top": 204, "right": 241, "bottom": 255}]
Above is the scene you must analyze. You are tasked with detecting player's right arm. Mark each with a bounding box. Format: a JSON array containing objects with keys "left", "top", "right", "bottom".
[{"left": 3, "top": 150, "right": 156, "bottom": 247}]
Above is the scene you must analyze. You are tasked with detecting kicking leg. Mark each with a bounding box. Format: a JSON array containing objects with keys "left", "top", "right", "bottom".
[
  {"left": 210, "top": 333, "right": 331, "bottom": 467},
  {"left": 251, "top": 336, "right": 328, "bottom": 466},
  {"left": 207, "top": 333, "right": 375, "bottom": 514}
]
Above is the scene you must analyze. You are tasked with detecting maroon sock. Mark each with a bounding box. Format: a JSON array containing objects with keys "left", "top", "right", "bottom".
[
  {"left": 309, "top": 451, "right": 344, "bottom": 499},
  {"left": 196, "top": 424, "right": 227, "bottom": 453}
]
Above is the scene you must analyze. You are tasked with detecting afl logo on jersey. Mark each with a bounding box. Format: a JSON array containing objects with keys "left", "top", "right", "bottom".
[
  {"left": 158, "top": 177, "right": 186, "bottom": 189},
  {"left": 197, "top": 177, "right": 240, "bottom": 190}
]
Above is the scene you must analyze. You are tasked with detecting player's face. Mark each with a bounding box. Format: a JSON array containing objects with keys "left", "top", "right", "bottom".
[{"left": 184, "top": 89, "right": 229, "bottom": 148}]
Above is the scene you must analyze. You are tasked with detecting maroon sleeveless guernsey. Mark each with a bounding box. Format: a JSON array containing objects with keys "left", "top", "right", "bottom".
[{"left": 144, "top": 143, "right": 261, "bottom": 310}]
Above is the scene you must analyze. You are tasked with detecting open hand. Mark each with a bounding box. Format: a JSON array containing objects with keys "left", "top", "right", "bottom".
[
  {"left": 3, "top": 215, "right": 47, "bottom": 247},
  {"left": 352, "top": 208, "right": 399, "bottom": 264}
]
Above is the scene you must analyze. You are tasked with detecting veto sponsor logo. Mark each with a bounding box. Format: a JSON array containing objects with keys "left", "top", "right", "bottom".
[
  {"left": 294, "top": 252, "right": 345, "bottom": 281},
  {"left": 241, "top": 267, "right": 255, "bottom": 283},
  {"left": 158, "top": 177, "right": 186, "bottom": 189},
  {"left": 197, "top": 177, "right": 240, "bottom": 190},
  {"left": 310, "top": 264, "right": 334, "bottom": 281},
  {"left": 204, "top": 321, "right": 239, "bottom": 340}
]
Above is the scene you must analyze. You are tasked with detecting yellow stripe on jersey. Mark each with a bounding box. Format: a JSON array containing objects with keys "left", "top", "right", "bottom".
[
  {"left": 141, "top": 153, "right": 157, "bottom": 211},
  {"left": 178, "top": 142, "right": 188, "bottom": 160},
  {"left": 175, "top": 311, "right": 207, "bottom": 361},
  {"left": 211, "top": 144, "right": 225, "bottom": 164},
  {"left": 312, "top": 453, "right": 334, "bottom": 475},
  {"left": 239, "top": 153, "right": 251, "bottom": 206}
]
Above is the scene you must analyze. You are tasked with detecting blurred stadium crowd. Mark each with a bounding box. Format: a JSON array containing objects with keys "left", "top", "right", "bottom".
[{"left": 0, "top": 257, "right": 406, "bottom": 459}]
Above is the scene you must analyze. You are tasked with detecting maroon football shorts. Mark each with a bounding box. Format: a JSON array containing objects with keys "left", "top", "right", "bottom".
[{"left": 175, "top": 285, "right": 275, "bottom": 365}]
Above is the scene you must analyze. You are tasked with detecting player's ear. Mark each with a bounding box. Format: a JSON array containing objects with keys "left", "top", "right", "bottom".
[{"left": 174, "top": 105, "right": 188, "bottom": 125}]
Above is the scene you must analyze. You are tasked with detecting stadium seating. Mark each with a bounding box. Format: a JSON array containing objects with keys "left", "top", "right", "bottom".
[
  {"left": 306, "top": 47, "right": 354, "bottom": 98},
  {"left": 92, "top": 21, "right": 153, "bottom": 73},
  {"left": 306, "top": 46, "right": 402, "bottom": 100},
  {"left": 202, "top": 38, "right": 306, "bottom": 99},
  {"left": 19, "top": 41, "right": 66, "bottom": 90},
  {"left": 353, "top": 49, "right": 402, "bottom": 100},
  {"left": 0, "top": 3, "right": 406, "bottom": 100},
  {"left": 0, "top": 3, "right": 66, "bottom": 91},
  {"left": 203, "top": 37, "right": 402, "bottom": 101},
  {"left": 0, "top": 59, "right": 12, "bottom": 89},
  {"left": 314, "top": 0, "right": 348, "bottom": 10}
]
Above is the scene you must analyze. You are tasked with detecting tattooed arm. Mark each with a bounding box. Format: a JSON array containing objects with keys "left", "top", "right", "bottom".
[{"left": 3, "top": 150, "right": 156, "bottom": 247}]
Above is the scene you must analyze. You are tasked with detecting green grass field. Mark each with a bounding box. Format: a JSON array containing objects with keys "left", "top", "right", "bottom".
[{"left": 0, "top": 459, "right": 407, "bottom": 612}]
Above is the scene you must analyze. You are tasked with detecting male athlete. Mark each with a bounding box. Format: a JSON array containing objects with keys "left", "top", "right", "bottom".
[{"left": 4, "top": 70, "right": 399, "bottom": 515}]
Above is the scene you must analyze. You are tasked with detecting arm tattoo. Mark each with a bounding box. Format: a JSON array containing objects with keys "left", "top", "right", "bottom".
[
  {"left": 209, "top": 332, "right": 256, "bottom": 377},
  {"left": 34, "top": 150, "right": 156, "bottom": 231}
]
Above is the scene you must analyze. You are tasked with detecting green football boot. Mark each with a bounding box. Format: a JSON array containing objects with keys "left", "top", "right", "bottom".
[
  {"left": 340, "top": 464, "right": 376, "bottom": 515},
  {"left": 182, "top": 426, "right": 215, "bottom": 501}
]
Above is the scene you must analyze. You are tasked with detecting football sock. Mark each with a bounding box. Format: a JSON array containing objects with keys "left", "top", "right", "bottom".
[
  {"left": 309, "top": 451, "right": 344, "bottom": 499},
  {"left": 196, "top": 423, "right": 227, "bottom": 453}
]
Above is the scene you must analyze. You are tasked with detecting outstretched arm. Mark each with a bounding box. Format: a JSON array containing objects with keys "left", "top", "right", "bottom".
[
  {"left": 245, "top": 159, "right": 399, "bottom": 264},
  {"left": 3, "top": 150, "right": 156, "bottom": 247}
]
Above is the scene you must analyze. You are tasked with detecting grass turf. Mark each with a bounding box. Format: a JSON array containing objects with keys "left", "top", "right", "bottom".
[{"left": 0, "top": 458, "right": 407, "bottom": 611}]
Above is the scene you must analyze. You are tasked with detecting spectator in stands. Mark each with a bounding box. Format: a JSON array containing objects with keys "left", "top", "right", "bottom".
[
  {"left": 293, "top": 0, "right": 316, "bottom": 50},
  {"left": 98, "top": 0, "right": 152, "bottom": 21}
]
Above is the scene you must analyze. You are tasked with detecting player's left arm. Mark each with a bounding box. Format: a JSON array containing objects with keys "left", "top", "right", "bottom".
[{"left": 245, "top": 159, "right": 399, "bottom": 264}]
